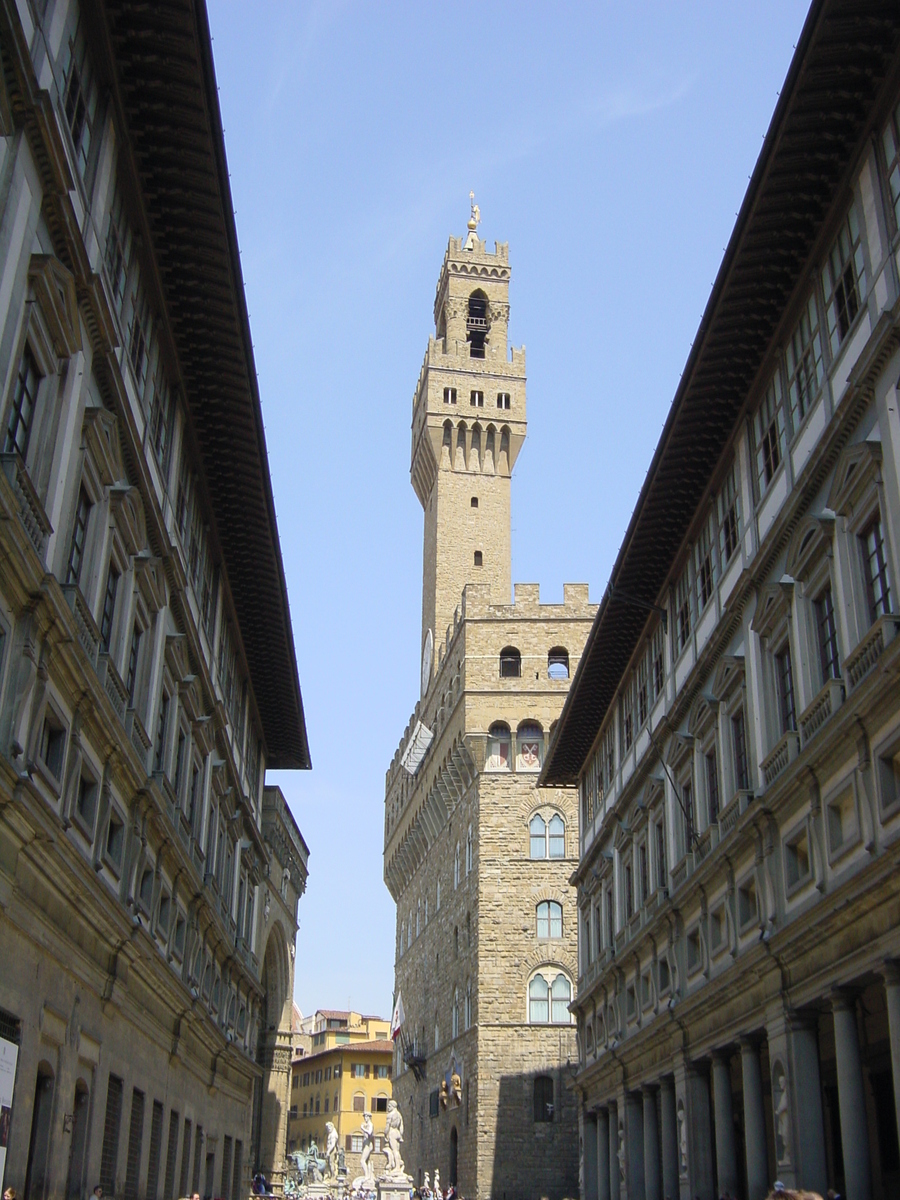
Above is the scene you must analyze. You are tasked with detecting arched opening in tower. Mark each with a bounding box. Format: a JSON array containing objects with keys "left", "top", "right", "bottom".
[{"left": 467, "top": 290, "right": 488, "bottom": 358}]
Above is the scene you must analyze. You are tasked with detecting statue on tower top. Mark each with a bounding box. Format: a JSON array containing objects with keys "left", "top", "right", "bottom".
[{"left": 465, "top": 191, "right": 480, "bottom": 248}]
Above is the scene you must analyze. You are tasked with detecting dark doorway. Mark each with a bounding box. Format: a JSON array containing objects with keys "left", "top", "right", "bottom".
[
  {"left": 449, "top": 1126, "right": 458, "bottom": 1188},
  {"left": 66, "top": 1079, "right": 91, "bottom": 1200},
  {"left": 24, "top": 1062, "right": 55, "bottom": 1200}
]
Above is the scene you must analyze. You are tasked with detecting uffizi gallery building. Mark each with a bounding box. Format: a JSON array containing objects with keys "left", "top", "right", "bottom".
[
  {"left": 0, "top": 2, "right": 311, "bottom": 1199},
  {"left": 541, "top": 3, "right": 900, "bottom": 1200}
]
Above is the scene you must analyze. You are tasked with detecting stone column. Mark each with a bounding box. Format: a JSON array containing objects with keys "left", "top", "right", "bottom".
[
  {"left": 608, "top": 1100, "right": 620, "bottom": 1200},
  {"left": 597, "top": 1107, "right": 611, "bottom": 1200},
  {"left": 740, "top": 1039, "right": 768, "bottom": 1200},
  {"left": 787, "top": 1015, "right": 827, "bottom": 1195},
  {"left": 712, "top": 1052, "right": 738, "bottom": 1200},
  {"left": 686, "top": 1068, "right": 714, "bottom": 1200},
  {"left": 831, "top": 991, "right": 872, "bottom": 1200},
  {"left": 625, "top": 1092, "right": 645, "bottom": 1200},
  {"left": 659, "top": 1078, "right": 679, "bottom": 1200},
  {"left": 882, "top": 962, "right": 900, "bottom": 1160},
  {"left": 642, "top": 1087, "right": 660, "bottom": 1200},
  {"left": 584, "top": 1109, "right": 599, "bottom": 1200}
]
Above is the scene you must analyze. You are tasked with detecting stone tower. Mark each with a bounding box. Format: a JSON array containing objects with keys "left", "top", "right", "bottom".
[
  {"left": 412, "top": 204, "right": 526, "bottom": 687},
  {"left": 385, "top": 206, "right": 597, "bottom": 1200}
]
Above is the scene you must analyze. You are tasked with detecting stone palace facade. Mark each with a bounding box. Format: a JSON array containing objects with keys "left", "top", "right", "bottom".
[
  {"left": 541, "top": 3, "right": 900, "bottom": 1200},
  {"left": 0, "top": 2, "right": 310, "bottom": 1198},
  {"left": 384, "top": 215, "right": 596, "bottom": 1200}
]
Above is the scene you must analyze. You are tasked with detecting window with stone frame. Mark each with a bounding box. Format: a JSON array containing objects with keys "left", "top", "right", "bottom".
[
  {"left": 754, "top": 370, "right": 787, "bottom": 496},
  {"left": 666, "top": 735, "right": 695, "bottom": 860},
  {"left": 635, "top": 653, "right": 649, "bottom": 729},
  {"left": 752, "top": 583, "right": 798, "bottom": 755},
  {"left": 127, "top": 277, "right": 152, "bottom": 396},
  {"left": 690, "top": 696, "right": 721, "bottom": 831},
  {"left": 650, "top": 621, "right": 666, "bottom": 702},
  {"left": 717, "top": 458, "right": 742, "bottom": 569},
  {"left": 694, "top": 510, "right": 717, "bottom": 614},
  {"left": 104, "top": 170, "right": 133, "bottom": 316},
  {"left": 712, "top": 657, "right": 750, "bottom": 799},
  {"left": 66, "top": 485, "right": 93, "bottom": 586},
  {"left": 674, "top": 562, "right": 693, "bottom": 655},
  {"left": 528, "top": 971, "right": 572, "bottom": 1024},
  {"left": 637, "top": 839, "right": 650, "bottom": 906},
  {"left": 654, "top": 816, "right": 667, "bottom": 892},
  {"left": 826, "top": 440, "right": 895, "bottom": 649},
  {"left": 60, "top": 14, "right": 99, "bottom": 180},
  {"left": 622, "top": 851, "right": 634, "bottom": 921},
  {"left": 601, "top": 721, "right": 616, "bottom": 801},
  {"left": 785, "top": 291, "right": 823, "bottom": 427},
  {"left": 821, "top": 200, "right": 867, "bottom": 356},
  {"left": 621, "top": 677, "right": 635, "bottom": 753},
  {"left": 536, "top": 900, "right": 562, "bottom": 939},
  {"left": 579, "top": 767, "right": 595, "bottom": 834},
  {"left": 882, "top": 96, "right": 900, "bottom": 229},
  {"left": 147, "top": 370, "right": 174, "bottom": 477},
  {"left": 3, "top": 344, "right": 41, "bottom": 460},
  {"left": 516, "top": 721, "right": 543, "bottom": 771},
  {"left": 604, "top": 883, "right": 615, "bottom": 948},
  {"left": 785, "top": 514, "right": 842, "bottom": 706}
]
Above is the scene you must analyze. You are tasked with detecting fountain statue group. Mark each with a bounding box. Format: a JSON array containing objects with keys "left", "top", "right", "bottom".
[{"left": 287, "top": 1100, "right": 410, "bottom": 1199}]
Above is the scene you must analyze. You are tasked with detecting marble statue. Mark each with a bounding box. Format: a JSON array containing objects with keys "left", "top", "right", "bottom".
[
  {"left": 617, "top": 1120, "right": 626, "bottom": 1183},
  {"left": 434, "top": 1169, "right": 441, "bottom": 1197},
  {"left": 384, "top": 1099, "right": 406, "bottom": 1177},
  {"left": 358, "top": 1112, "right": 375, "bottom": 1182},
  {"left": 773, "top": 1063, "right": 791, "bottom": 1163},
  {"left": 677, "top": 1102, "right": 687, "bottom": 1174},
  {"left": 325, "top": 1121, "right": 339, "bottom": 1178},
  {"left": 422, "top": 1171, "right": 431, "bottom": 1198}
]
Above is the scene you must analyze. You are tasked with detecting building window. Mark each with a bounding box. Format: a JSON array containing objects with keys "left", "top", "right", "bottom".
[
  {"left": 536, "top": 901, "right": 562, "bottom": 939},
  {"left": 465, "top": 825, "right": 473, "bottom": 874},
  {"left": 530, "top": 814, "right": 547, "bottom": 859},
  {"left": 528, "top": 972, "right": 572, "bottom": 1024},
  {"left": 516, "top": 722, "right": 543, "bottom": 771},
  {"left": 473, "top": 550, "right": 482, "bottom": 567},
  {"left": 622, "top": 682, "right": 634, "bottom": 752},
  {"left": 717, "top": 460, "right": 741, "bottom": 567},
  {"left": 486, "top": 722, "right": 511, "bottom": 770},
  {"left": 638, "top": 841, "right": 649, "bottom": 903},
  {"left": 548, "top": 814, "right": 565, "bottom": 858},
  {"left": 471, "top": 496, "right": 478, "bottom": 508},
  {"left": 66, "top": 488, "right": 92, "bottom": 586},
  {"left": 452, "top": 989, "right": 459, "bottom": 1039},
  {"left": 732, "top": 709, "right": 750, "bottom": 792},
  {"left": 497, "top": 392, "right": 511, "bottom": 409},
  {"left": 128, "top": 286, "right": 151, "bottom": 391},
  {"left": 104, "top": 175, "right": 132, "bottom": 313},
  {"left": 636, "top": 655, "right": 648, "bottom": 728},
  {"left": 785, "top": 292, "right": 823, "bottom": 425},
  {"left": 126, "top": 623, "right": 143, "bottom": 704},
  {"left": 99, "top": 565, "right": 119, "bottom": 653},
  {"left": 650, "top": 624, "right": 665, "bottom": 699},
  {"left": 61, "top": 20, "right": 98, "bottom": 178},
  {"left": 754, "top": 372, "right": 786, "bottom": 495},
  {"left": 548, "top": 647, "right": 569, "bottom": 679},
  {"left": 623, "top": 857, "right": 634, "bottom": 920},
  {"left": 694, "top": 512, "right": 716, "bottom": 612},
  {"left": 454, "top": 842, "right": 460, "bottom": 888},
  {"left": 705, "top": 749, "right": 720, "bottom": 824},
  {"left": 860, "top": 514, "right": 893, "bottom": 624},
  {"left": 467, "top": 292, "right": 488, "bottom": 358},
  {"left": 443, "top": 387, "right": 457, "bottom": 405},
  {"left": 655, "top": 821, "right": 667, "bottom": 890},
  {"left": 499, "top": 646, "right": 521, "bottom": 678},
  {"left": 605, "top": 885, "right": 614, "bottom": 947},
  {"left": 39, "top": 710, "right": 66, "bottom": 781},
  {"left": 470, "top": 390, "right": 484, "bottom": 407},
  {"left": 533, "top": 1075, "right": 554, "bottom": 1122},
  {"left": 775, "top": 645, "right": 797, "bottom": 735},
  {"left": 822, "top": 203, "right": 866, "bottom": 355},
  {"left": 4, "top": 346, "right": 40, "bottom": 459},
  {"left": 675, "top": 564, "right": 693, "bottom": 654},
  {"left": 814, "top": 584, "right": 840, "bottom": 682},
  {"left": 148, "top": 376, "right": 173, "bottom": 472}
]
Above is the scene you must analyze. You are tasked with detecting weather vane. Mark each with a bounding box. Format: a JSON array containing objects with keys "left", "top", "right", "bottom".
[{"left": 468, "top": 191, "right": 481, "bottom": 232}]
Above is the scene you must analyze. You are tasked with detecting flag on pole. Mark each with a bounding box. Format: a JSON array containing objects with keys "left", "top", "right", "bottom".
[{"left": 390, "top": 991, "right": 405, "bottom": 1041}]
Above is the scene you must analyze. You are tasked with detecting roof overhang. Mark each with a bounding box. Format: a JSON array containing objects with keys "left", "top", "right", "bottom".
[{"left": 100, "top": 0, "right": 310, "bottom": 769}]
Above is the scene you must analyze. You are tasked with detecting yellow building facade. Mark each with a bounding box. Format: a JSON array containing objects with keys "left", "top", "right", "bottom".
[{"left": 288, "top": 1012, "right": 393, "bottom": 1178}]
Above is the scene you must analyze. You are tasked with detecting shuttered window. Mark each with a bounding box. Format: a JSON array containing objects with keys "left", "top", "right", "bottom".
[
  {"left": 123, "top": 1089, "right": 145, "bottom": 1200},
  {"left": 232, "top": 1140, "right": 243, "bottom": 1200},
  {"left": 99, "top": 1075, "right": 123, "bottom": 1195},
  {"left": 163, "top": 1111, "right": 179, "bottom": 1200},
  {"left": 146, "top": 1101, "right": 164, "bottom": 1200},
  {"left": 179, "top": 1119, "right": 192, "bottom": 1198},
  {"left": 221, "top": 1136, "right": 233, "bottom": 1200},
  {"left": 192, "top": 1125, "right": 203, "bottom": 1194}
]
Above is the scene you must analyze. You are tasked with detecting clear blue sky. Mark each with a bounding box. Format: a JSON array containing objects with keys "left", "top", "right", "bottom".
[{"left": 204, "top": 0, "right": 811, "bottom": 1019}]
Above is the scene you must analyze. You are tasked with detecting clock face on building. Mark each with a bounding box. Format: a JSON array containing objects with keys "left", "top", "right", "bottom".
[{"left": 421, "top": 628, "right": 433, "bottom": 698}]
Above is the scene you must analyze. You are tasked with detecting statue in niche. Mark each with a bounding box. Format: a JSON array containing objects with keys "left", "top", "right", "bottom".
[
  {"left": 677, "top": 1101, "right": 688, "bottom": 1175},
  {"left": 617, "top": 1121, "right": 626, "bottom": 1183},
  {"left": 773, "top": 1062, "right": 791, "bottom": 1163}
]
